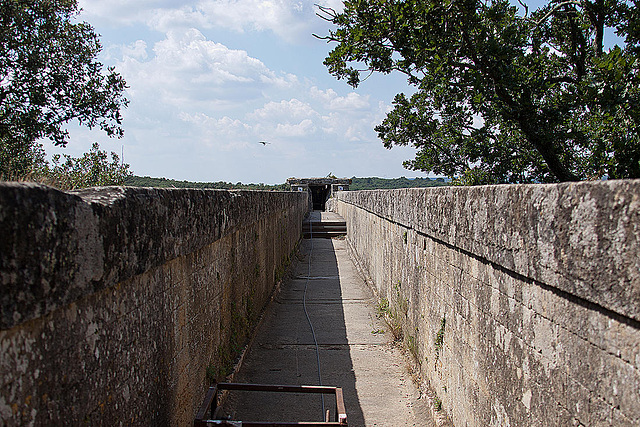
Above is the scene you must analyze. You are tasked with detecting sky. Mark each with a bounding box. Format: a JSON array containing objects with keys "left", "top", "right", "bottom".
[
  {"left": 41, "top": 0, "right": 425, "bottom": 184},
  {"left": 43, "top": 0, "right": 563, "bottom": 184}
]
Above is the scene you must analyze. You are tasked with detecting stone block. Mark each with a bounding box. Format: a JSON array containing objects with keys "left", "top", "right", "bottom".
[
  {"left": 0, "top": 183, "right": 307, "bottom": 426},
  {"left": 335, "top": 181, "right": 640, "bottom": 425}
]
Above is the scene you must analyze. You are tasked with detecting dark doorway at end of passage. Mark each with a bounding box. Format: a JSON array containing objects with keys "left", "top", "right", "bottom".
[{"left": 309, "top": 184, "right": 330, "bottom": 211}]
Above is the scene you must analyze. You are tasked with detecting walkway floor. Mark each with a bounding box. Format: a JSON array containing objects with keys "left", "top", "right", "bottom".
[
  {"left": 305, "top": 211, "right": 344, "bottom": 222},
  {"left": 222, "top": 232, "right": 434, "bottom": 426}
]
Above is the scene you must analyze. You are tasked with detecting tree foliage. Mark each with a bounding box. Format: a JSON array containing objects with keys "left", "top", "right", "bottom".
[
  {"left": 46, "top": 142, "right": 131, "bottom": 189},
  {"left": 0, "top": 0, "right": 128, "bottom": 177},
  {"left": 318, "top": 0, "right": 640, "bottom": 183},
  {"left": 123, "top": 176, "right": 449, "bottom": 191},
  {"left": 123, "top": 176, "right": 290, "bottom": 191}
]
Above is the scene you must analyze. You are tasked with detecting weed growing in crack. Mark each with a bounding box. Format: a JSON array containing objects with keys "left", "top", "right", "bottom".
[
  {"left": 406, "top": 334, "right": 418, "bottom": 358},
  {"left": 376, "top": 298, "right": 390, "bottom": 317},
  {"left": 434, "top": 314, "right": 446, "bottom": 365},
  {"left": 434, "top": 395, "right": 443, "bottom": 412},
  {"left": 376, "top": 297, "right": 402, "bottom": 340}
]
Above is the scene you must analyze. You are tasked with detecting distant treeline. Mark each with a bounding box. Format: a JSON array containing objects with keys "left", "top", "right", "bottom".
[
  {"left": 349, "top": 176, "right": 447, "bottom": 190},
  {"left": 124, "top": 175, "right": 448, "bottom": 191},
  {"left": 124, "top": 176, "right": 288, "bottom": 191}
]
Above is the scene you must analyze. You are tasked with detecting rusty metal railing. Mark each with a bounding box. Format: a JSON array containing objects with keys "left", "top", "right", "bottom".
[{"left": 194, "top": 383, "right": 347, "bottom": 426}]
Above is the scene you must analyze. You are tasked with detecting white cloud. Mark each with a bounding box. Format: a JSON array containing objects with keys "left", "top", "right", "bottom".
[
  {"left": 275, "top": 119, "right": 317, "bottom": 137},
  {"left": 79, "top": 0, "right": 344, "bottom": 44},
  {"left": 78, "top": 0, "right": 175, "bottom": 26},
  {"left": 147, "top": 7, "right": 208, "bottom": 33},
  {"left": 178, "top": 112, "right": 252, "bottom": 149},
  {"left": 152, "top": 29, "right": 265, "bottom": 83},
  {"left": 122, "top": 40, "right": 149, "bottom": 61},
  {"left": 249, "top": 99, "right": 317, "bottom": 121},
  {"left": 194, "top": 0, "right": 309, "bottom": 41},
  {"left": 116, "top": 28, "right": 290, "bottom": 112},
  {"left": 246, "top": 99, "right": 323, "bottom": 140},
  {"left": 310, "top": 86, "right": 371, "bottom": 111},
  {"left": 65, "top": 2, "right": 424, "bottom": 183}
]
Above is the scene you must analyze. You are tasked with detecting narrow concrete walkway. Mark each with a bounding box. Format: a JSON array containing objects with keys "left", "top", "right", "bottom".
[
  {"left": 222, "top": 233, "right": 433, "bottom": 426},
  {"left": 305, "top": 211, "right": 344, "bottom": 222}
]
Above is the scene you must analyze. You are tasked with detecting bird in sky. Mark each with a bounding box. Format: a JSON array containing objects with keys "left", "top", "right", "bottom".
[{"left": 258, "top": 141, "right": 270, "bottom": 145}]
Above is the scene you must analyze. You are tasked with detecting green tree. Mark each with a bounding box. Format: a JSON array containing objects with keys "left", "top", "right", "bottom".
[
  {"left": 0, "top": 0, "right": 128, "bottom": 177},
  {"left": 318, "top": 0, "right": 640, "bottom": 183},
  {"left": 47, "top": 142, "right": 131, "bottom": 189}
]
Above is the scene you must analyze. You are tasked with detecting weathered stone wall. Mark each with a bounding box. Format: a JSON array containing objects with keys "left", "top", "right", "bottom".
[
  {"left": 0, "top": 183, "right": 308, "bottom": 426},
  {"left": 332, "top": 180, "right": 640, "bottom": 426}
]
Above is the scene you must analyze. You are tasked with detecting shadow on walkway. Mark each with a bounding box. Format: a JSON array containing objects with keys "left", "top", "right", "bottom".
[
  {"left": 221, "top": 236, "right": 432, "bottom": 426},
  {"left": 222, "top": 238, "right": 365, "bottom": 424}
]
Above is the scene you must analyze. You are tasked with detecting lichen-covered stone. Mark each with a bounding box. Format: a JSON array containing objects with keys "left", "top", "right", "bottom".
[
  {"left": 0, "top": 183, "right": 307, "bottom": 426},
  {"left": 333, "top": 179, "right": 640, "bottom": 426},
  {"left": 335, "top": 180, "right": 640, "bottom": 321}
]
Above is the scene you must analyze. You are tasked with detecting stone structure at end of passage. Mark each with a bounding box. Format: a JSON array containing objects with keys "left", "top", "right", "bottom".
[{"left": 287, "top": 177, "right": 351, "bottom": 211}]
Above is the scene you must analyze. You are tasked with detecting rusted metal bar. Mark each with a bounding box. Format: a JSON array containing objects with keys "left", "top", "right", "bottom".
[
  {"left": 194, "top": 383, "right": 347, "bottom": 426},
  {"left": 218, "top": 383, "right": 338, "bottom": 394},
  {"left": 334, "top": 388, "right": 347, "bottom": 424},
  {"left": 196, "top": 422, "right": 345, "bottom": 426},
  {"left": 195, "top": 385, "right": 219, "bottom": 423}
]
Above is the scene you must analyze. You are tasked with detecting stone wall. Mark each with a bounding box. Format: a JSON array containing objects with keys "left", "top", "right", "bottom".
[
  {"left": 332, "top": 180, "right": 640, "bottom": 426},
  {"left": 0, "top": 183, "right": 308, "bottom": 426}
]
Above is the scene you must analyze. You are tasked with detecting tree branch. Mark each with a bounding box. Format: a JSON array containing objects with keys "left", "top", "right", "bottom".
[
  {"left": 534, "top": 0, "right": 582, "bottom": 26},
  {"left": 518, "top": 0, "right": 529, "bottom": 18},
  {"left": 315, "top": 4, "right": 338, "bottom": 22},
  {"left": 312, "top": 33, "right": 338, "bottom": 42},
  {"left": 584, "top": 0, "right": 605, "bottom": 56}
]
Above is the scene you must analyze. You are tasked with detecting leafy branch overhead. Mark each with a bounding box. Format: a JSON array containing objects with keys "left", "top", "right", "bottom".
[
  {"left": 0, "top": 0, "right": 128, "bottom": 177},
  {"left": 318, "top": 0, "right": 640, "bottom": 184}
]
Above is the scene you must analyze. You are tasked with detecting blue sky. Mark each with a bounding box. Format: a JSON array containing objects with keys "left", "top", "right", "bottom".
[
  {"left": 45, "top": 0, "right": 562, "bottom": 184},
  {"left": 42, "top": 0, "right": 418, "bottom": 184}
]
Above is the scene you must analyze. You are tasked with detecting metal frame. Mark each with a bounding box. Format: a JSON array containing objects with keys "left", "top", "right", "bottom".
[{"left": 194, "top": 383, "right": 348, "bottom": 426}]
